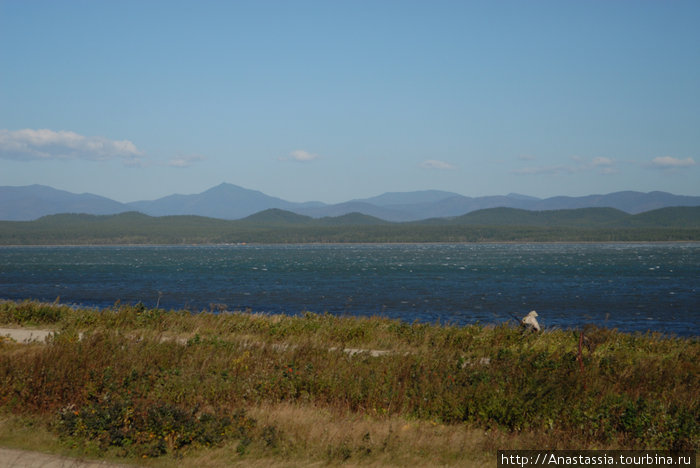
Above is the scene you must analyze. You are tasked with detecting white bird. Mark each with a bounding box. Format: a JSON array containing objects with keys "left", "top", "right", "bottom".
[{"left": 521, "top": 310, "right": 541, "bottom": 332}]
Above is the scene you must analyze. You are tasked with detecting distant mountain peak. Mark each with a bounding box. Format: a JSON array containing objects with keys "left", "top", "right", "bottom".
[
  {"left": 1, "top": 184, "right": 699, "bottom": 222},
  {"left": 205, "top": 182, "right": 257, "bottom": 194},
  {"left": 0, "top": 185, "right": 130, "bottom": 221}
]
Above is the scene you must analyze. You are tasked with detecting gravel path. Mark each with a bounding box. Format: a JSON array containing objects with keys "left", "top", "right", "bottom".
[
  {"left": 0, "top": 448, "right": 135, "bottom": 468},
  {"left": 1, "top": 329, "right": 136, "bottom": 466},
  {"left": 0, "top": 328, "right": 54, "bottom": 343},
  {"left": 0, "top": 328, "right": 394, "bottom": 357}
]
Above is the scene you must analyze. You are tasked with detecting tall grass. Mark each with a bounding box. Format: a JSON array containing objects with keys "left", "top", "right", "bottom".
[{"left": 0, "top": 300, "right": 697, "bottom": 464}]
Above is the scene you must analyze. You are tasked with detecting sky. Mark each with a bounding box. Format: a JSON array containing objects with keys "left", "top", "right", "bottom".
[{"left": 1, "top": 0, "right": 699, "bottom": 204}]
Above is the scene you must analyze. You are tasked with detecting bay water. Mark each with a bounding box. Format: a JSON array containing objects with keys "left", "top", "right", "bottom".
[{"left": 1, "top": 243, "right": 697, "bottom": 336}]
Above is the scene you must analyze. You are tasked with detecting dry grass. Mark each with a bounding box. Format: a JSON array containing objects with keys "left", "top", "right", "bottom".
[
  {"left": 0, "top": 405, "right": 582, "bottom": 467},
  {"left": 0, "top": 402, "right": 640, "bottom": 467},
  {"left": 175, "top": 403, "right": 497, "bottom": 467},
  {"left": 0, "top": 300, "right": 698, "bottom": 466}
]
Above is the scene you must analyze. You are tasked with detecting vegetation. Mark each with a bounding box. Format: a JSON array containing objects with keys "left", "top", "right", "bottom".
[
  {"left": 0, "top": 300, "right": 697, "bottom": 466},
  {"left": 0, "top": 206, "right": 699, "bottom": 244},
  {"left": 439, "top": 206, "right": 700, "bottom": 228}
]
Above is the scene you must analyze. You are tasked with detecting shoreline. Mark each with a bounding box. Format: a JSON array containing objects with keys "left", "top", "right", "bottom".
[
  {"left": 3, "top": 244, "right": 697, "bottom": 338},
  {"left": 2, "top": 240, "right": 700, "bottom": 248},
  {"left": 2, "top": 299, "right": 698, "bottom": 339}
]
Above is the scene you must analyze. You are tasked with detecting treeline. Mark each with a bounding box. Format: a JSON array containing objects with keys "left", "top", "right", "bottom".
[
  {"left": 0, "top": 209, "right": 699, "bottom": 245},
  {"left": 1, "top": 223, "right": 698, "bottom": 244}
]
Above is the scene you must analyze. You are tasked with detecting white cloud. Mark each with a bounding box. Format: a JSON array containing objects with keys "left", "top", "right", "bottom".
[
  {"left": 651, "top": 156, "right": 696, "bottom": 169},
  {"left": 168, "top": 154, "right": 206, "bottom": 168},
  {"left": 0, "top": 129, "right": 144, "bottom": 165},
  {"left": 591, "top": 157, "right": 618, "bottom": 174},
  {"left": 420, "top": 159, "right": 456, "bottom": 170},
  {"left": 280, "top": 149, "right": 320, "bottom": 162},
  {"left": 592, "top": 157, "right": 613, "bottom": 166}
]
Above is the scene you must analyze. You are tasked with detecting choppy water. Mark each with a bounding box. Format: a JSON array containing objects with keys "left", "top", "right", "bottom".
[{"left": 1, "top": 243, "right": 698, "bottom": 336}]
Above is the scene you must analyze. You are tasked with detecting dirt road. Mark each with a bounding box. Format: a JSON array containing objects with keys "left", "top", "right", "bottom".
[
  {"left": 0, "top": 328, "right": 54, "bottom": 343},
  {"left": 0, "top": 447, "right": 135, "bottom": 468}
]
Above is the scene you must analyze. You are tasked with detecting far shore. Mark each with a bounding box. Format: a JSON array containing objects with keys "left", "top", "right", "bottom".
[{"left": 2, "top": 240, "right": 700, "bottom": 247}]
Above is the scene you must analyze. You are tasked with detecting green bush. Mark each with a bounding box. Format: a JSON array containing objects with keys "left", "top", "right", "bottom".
[
  {"left": 55, "top": 398, "right": 256, "bottom": 457},
  {"left": 0, "top": 300, "right": 67, "bottom": 324}
]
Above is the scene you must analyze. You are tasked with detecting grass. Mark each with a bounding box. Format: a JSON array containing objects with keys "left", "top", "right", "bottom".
[{"left": 0, "top": 300, "right": 698, "bottom": 466}]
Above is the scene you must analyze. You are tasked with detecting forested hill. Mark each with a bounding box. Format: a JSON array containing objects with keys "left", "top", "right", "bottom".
[
  {"left": 426, "top": 206, "right": 700, "bottom": 228},
  {"left": 0, "top": 206, "right": 698, "bottom": 244}
]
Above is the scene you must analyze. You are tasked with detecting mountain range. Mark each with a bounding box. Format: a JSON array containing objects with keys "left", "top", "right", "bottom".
[{"left": 2, "top": 183, "right": 700, "bottom": 222}]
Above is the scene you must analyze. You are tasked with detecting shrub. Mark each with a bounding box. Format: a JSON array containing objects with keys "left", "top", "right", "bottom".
[
  {"left": 0, "top": 301, "right": 697, "bottom": 453},
  {"left": 0, "top": 300, "right": 67, "bottom": 324},
  {"left": 55, "top": 398, "right": 256, "bottom": 457}
]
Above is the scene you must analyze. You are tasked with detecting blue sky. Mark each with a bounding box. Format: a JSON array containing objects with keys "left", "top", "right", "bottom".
[{"left": 1, "top": 0, "right": 698, "bottom": 203}]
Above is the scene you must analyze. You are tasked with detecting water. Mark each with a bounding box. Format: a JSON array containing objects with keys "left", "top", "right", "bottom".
[{"left": 1, "top": 243, "right": 698, "bottom": 336}]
